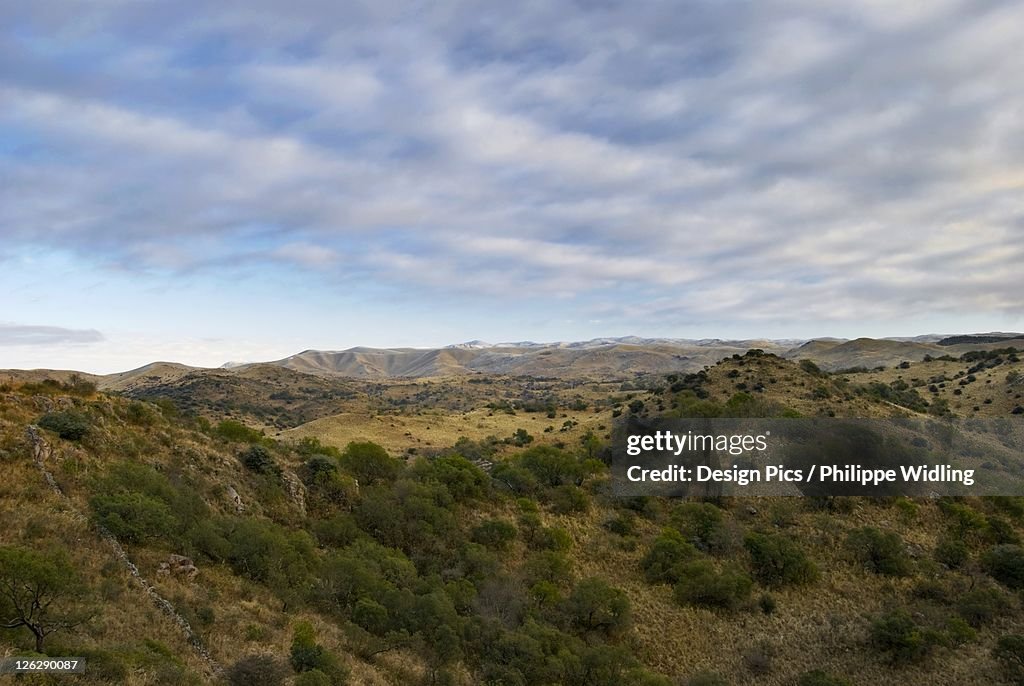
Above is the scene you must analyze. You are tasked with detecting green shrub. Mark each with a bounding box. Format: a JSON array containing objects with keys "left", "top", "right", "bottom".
[
  {"left": 673, "top": 560, "right": 752, "bottom": 611},
  {"left": 846, "top": 527, "right": 911, "bottom": 576},
  {"left": 986, "top": 517, "right": 1022, "bottom": 545},
  {"left": 944, "top": 616, "right": 977, "bottom": 646},
  {"left": 338, "top": 441, "right": 400, "bottom": 484},
  {"left": 671, "top": 502, "right": 724, "bottom": 551},
  {"left": 517, "top": 445, "right": 583, "bottom": 487},
  {"left": 240, "top": 445, "right": 280, "bottom": 475},
  {"left": 743, "top": 532, "right": 818, "bottom": 587},
  {"left": 869, "top": 610, "right": 937, "bottom": 664},
  {"left": 65, "top": 374, "right": 97, "bottom": 396},
  {"left": 125, "top": 401, "right": 159, "bottom": 426},
  {"left": 352, "top": 597, "right": 390, "bottom": 635},
  {"left": 509, "top": 428, "right": 534, "bottom": 446},
  {"left": 212, "top": 517, "right": 317, "bottom": 590},
  {"left": 993, "top": 635, "right": 1024, "bottom": 684},
  {"left": 799, "top": 360, "right": 825, "bottom": 376},
  {"left": 290, "top": 621, "right": 349, "bottom": 684},
  {"left": 640, "top": 529, "right": 697, "bottom": 584},
  {"left": 549, "top": 485, "right": 590, "bottom": 514},
  {"left": 416, "top": 454, "right": 489, "bottom": 502},
  {"left": 76, "top": 648, "right": 128, "bottom": 681},
  {"left": 0, "top": 546, "right": 88, "bottom": 653},
  {"left": 521, "top": 550, "right": 573, "bottom": 588},
  {"left": 893, "top": 498, "right": 919, "bottom": 520},
  {"left": 562, "top": 577, "right": 632, "bottom": 638},
  {"left": 939, "top": 501, "right": 987, "bottom": 537},
  {"left": 296, "top": 436, "right": 342, "bottom": 459},
  {"left": 301, "top": 454, "right": 338, "bottom": 480},
  {"left": 935, "top": 537, "right": 969, "bottom": 568},
  {"left": 526, "top": 526, "right": 572, "bottom": 552},
  {"left": 472, "top": 519, "right": 517, "bottom": 550},
  {"left": 956, "top": 587, "right": 1012, "bottom": 627},
  {"left": 225, "top": 654, "right": 289, "bottom": 686},
  {"left": 561, "top": 581, "right": 630, "bottom": 638},
  {"left": 302, "top": 457, "right": 358, "bottom": 515},
  {"left": 90, "top": 492, "right": 176, "bottom": 543},
  {"left": 623, "top": 669, "right": 672, "bottom": 686},
  {"left": 491, "top": 461, "right": 540, "bottom": 495},
  {"left": 37, "top": 410, "right": 90, "bottom": 440},
  {"left": 312, "top": 513, "right": 361, "bottom": 548},
  {"left": 216, "top": 420, "right": 265, "bottom": 444},
  {"left": 603, "top": 512, "right": 637, "bottom": 537},
  {"left": 291, "top": 621, "right": 324, "bottom": 672},
  {"left": 982, "top": 545, "right": 1024, "bottom": 589}
]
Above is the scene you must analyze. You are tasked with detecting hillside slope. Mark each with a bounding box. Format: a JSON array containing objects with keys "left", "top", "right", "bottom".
[{"left": 2, "top": 354, "right": 1024, "bottom": 685}]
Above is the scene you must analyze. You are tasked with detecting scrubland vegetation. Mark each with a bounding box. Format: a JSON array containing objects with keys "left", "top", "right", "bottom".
[{"left": 2, "top": 348, "right": 1024, "bottom": 684}]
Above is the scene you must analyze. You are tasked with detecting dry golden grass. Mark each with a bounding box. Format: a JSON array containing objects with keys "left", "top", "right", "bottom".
[
  {"left": 0, "top": 389, "right": 405, "bottom": 685},
  {"left": 3, "top": 353, "right": 1023, "bottom": 686},
  {"left": 0, "top": 403, "right": 213, "bottom": 683},
  {"left": 282, "top": 405, "right": 606, "bottom": 456},
  {"left": 565, "top": 495, "right": 1021, "bottom": 685},
  {"left": 844, "top": 356, "right": 1024, "bottom": 418}
]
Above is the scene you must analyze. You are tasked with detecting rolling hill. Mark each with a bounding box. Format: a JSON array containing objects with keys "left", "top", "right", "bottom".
[{"left": 3, "top": 347, "right": 1024, "bottom": 685}]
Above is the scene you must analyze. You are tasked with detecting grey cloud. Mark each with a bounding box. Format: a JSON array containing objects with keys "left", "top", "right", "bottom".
[
  {"left": 0, "top": 0, "right": 1022, "bottom": 329},
  {"left": 0, "top": 324, "right": 105, "bottom": 346}
]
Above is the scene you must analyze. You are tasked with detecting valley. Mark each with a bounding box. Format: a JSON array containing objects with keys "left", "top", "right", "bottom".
[{"left": 1, "top": 336, "right": 1024, "bottom": 685}]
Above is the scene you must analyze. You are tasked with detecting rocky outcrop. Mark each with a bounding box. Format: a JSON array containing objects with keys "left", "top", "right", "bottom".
[
  {"left": 281, "top": 470, "right": 307, "bottom": 516},
  {"left": 157, "top": 554, "right": 199, "bottom": 580},
  {"left": 225, "top": 484, "right": 245, "bottom": 513}
]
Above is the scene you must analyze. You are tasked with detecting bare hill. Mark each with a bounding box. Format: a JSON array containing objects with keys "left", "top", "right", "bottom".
[
  {"left": 5, "top": 335, "right": 1022, "bottom": 387},
  {"left": 785, "top": 336, "right": 1024, "bottom": 372},
  {"left": 270, "top": 338, "right": 793, "bottom": 379},
  {"left": 99, "top": 361, "right": 198, "bottom": 392}
]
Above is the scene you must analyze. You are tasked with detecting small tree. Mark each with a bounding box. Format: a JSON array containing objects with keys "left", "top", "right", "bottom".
[
  {"left": 869, "top": 610, "right": 936, "bottom": 664},
  {"left": 289, "top": 620, "right": 350, "bottom": 684},
  {"left": 983, "top": 545, "right": 1024, "bottom": 589},
  {"left": 673, "top": 560, "right": 752, "bottom": 611},
  {"left": 0, "top": 546, "right": 91, "bottom": 652},
  {"left": 510, "top": 428, "right": 535, "bottom": 447},
  {"left": 90, "top": 492, "right": 176, "bottom": 543},
  {"left": 846, "top": 527, "right": 911, "bottom": 576},
  {"left": 744, "top": 532, "right": 818, "bottom": 587},
  {"left": 993, "top": 635, "right": 1024, "bottom": 684},
  {"left": 339, "top": 442, "right": 399, "bottom": 485},
  {"left": 241, "top": 445, "right": 281, "bottom": 475},
  {"left": 37, "top": 411, "right": 90, "bottom": 440},
  {"left": 640, "top": 529, "right": 697, "bottom": 584},
  {"left": 562, "top": 578, "right": 632, "bottom": 638},
  {"left": 472, "top": 520, "right": 517, "bottom": 551}
]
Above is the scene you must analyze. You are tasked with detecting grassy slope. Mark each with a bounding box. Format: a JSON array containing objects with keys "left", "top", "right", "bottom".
[{"left": 0, "top": 352, "right": 1023, "bottom": 685}]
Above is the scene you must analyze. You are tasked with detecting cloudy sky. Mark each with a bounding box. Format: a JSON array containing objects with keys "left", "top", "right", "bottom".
[{"left": 2, "top": 1, "right": 1022, "bottom": 373}]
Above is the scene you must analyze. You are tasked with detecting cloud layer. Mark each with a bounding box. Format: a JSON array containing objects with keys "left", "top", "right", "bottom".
[
  {"left": 0, "top": 324, "right": 103, "bottom": 346},
  {"left": 1, "top": 0, "right": 1022, "bottom": 341}
]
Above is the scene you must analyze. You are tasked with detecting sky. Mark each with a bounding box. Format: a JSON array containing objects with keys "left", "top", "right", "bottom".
[{"left": 1, "top": 0, "right": 1023, "bottom": 373}]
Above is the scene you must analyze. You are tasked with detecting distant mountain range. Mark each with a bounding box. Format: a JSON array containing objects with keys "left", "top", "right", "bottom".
[
  {"left": 267, "top": 340, "right": 776, "bottom": 379},
  {"left": 239, "top": 333, "right": 1024, "bottom": 379},
  {"left": 5, "top": 334, "right": 1023, "bottom": 385}
]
